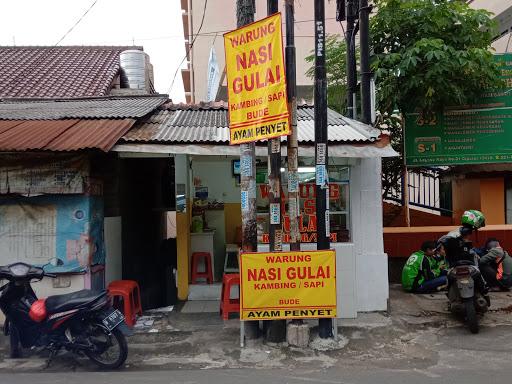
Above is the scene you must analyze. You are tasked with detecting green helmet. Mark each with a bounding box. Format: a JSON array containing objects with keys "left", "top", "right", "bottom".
[{"left": 461, "top": 210, "right": 485, "bottom": 229}]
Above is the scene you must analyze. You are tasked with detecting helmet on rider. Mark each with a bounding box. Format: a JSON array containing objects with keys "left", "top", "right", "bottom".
[{"left": 460, "top": 210, "right": 485, "bottom": 236}]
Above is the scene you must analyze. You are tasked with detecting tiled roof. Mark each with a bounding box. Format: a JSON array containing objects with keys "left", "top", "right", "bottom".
[
  {"left": 0, "top": 96, "right": 167, "bottom": 120},
  {"left": 0, "top": 46, "right": 142, "bottom": 98},
  {"left": 122, "top": 103, "right": 381, "bottom": 144}
]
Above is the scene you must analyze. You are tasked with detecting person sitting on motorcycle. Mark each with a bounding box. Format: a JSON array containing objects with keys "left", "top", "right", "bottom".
[
  {"left": 442, "top": 210, "right": 485, "bottom": 268},
  {"left": 402, "top": 241, "right": 448, "bottom": 293},
  {"left": 440, "top": 209, "right": 488, "bottom": 294},
  {"left": 479, "top": 238, "right": 512, "bottom": 291}
]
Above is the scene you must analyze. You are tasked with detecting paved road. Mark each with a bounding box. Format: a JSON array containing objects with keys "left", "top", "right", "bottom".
[{"left": 1, "top": 366, "right": 512, "bottom": 384}]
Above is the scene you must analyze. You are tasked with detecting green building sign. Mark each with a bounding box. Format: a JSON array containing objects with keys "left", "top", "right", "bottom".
[{"left": 405, "top": 54, "right": 512, "bottom": 167}]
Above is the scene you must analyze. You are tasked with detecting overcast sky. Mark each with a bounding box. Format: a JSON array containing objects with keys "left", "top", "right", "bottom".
[{"left": 0, "top": 0, "right": 187, "bottom": 101}]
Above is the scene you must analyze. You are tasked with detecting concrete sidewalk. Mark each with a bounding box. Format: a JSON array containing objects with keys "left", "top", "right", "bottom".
[{"left": 0, "top": 285, "right": 511, "bottom": 372}]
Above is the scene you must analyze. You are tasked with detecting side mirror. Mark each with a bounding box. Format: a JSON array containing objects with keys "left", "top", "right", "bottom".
[{"left": 49, "top": 258, "right": 64, "bottom": 267}]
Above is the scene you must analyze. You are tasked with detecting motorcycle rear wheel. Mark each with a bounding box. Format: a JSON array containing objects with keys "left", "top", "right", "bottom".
[
  {"left": 464, "top": 299, "right": 479, "bottom": 334},
  {"left": 85, "top": 325, "right": 128, "bottom": 369}
]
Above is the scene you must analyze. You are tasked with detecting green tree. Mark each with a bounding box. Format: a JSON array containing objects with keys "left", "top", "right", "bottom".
[
  {"left": 371, "top": 0, "right": 502, "bottom": 201},
  {"left": 371, "top": 0, "right": 501, "bottom": 114},
  {"left": 306, "top": 1, "right": 501, "bottom": 201},
  {"left": 305, "top": 35, "right": 349, "bottom": 114}
]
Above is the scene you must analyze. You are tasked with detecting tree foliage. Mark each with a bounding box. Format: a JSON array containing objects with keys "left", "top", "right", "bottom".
[
  {"left": 371, "top": 0, "right": 502, "bottom": 113},
  {"left": 305, "top": 35, "right": 349, "bottom": 114}
]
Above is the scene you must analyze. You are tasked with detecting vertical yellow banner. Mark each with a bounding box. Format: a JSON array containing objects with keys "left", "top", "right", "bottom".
[{"left": 224, "top": 13, "right": 290, "bottom": 145}]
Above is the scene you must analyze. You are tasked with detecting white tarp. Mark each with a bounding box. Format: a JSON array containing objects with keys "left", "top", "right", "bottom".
[{"left": 206, "top": 47, "right": 221, "bottom": 102}]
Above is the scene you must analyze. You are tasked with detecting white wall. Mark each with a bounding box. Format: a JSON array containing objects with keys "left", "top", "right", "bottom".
[
  {"left": 192, "top": 157, "right": 240, "bottom": 203},
  {"left": 350, "top": 158, "right": 389, "bottom": 312}
]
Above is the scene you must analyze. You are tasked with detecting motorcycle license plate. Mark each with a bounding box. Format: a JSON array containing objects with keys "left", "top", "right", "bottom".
[
  {"left": 459, "top": 279, "right": 470, "bottom": 284},
  {"left": 101, "top": 309, "right": 124, "bottom": 331}
]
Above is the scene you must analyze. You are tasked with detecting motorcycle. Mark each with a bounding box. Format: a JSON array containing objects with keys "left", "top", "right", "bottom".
[
  {"left": 447, "top": 260, "right": 489, "bottom": 334},
  {"left": 0, "top": 260, "right": 129, "bottom": 369}
]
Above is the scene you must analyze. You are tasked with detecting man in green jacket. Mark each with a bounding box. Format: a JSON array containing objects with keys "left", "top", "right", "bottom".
[{"left": 402, "top": 241, "right": 447, "bottom": 293}]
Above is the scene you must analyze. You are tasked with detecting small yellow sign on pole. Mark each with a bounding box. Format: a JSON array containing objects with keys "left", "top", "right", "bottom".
[
  {"left": 240, "top": 250, "right": 337, "bottom": 320},
  {"left": 223, "top": 13, "right": 290, "bottom": 145}
]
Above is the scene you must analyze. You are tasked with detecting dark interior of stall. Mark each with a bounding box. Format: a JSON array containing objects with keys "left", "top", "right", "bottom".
[{"left": 120, "top": 158, "right": 177, "bottom": 310}]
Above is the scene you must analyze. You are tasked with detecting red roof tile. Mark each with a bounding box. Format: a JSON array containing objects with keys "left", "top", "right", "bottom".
[
  {"left": 0, "top": 119, "right": 135, "bottom": 152},
  {"left": 0, "top": 46, "right": 143, "bottom": 99}
]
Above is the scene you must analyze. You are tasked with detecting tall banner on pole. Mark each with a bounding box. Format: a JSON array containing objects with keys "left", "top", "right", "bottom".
[
  {"left": 224, "top": 13, "right": 290, "bottom": 145},
  {"left": 206, "top": 47, "right": 221, "bottom": 102}
]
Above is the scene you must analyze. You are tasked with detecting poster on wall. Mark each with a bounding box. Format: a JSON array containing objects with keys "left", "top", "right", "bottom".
[
  {"left": 0, "top": 204, "right": 57, "bottom": 265},
  {"left": 0, "top": 154, "right": 88, "bottom": 195},
  {"left": 240, "top": 250, "right": 337, "bottom": 320},
  {"left": 0, "top": 196, "right": 105, "bottom": 273},
  {"left": 224, "top": 13, "right": 290, "bottom": 145},
  {"left": 405, "top": 53, "right": 512, "bottom": 166}
]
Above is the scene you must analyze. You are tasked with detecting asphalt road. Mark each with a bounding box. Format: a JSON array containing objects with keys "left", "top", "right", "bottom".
[{"left": 1, "top": 366, "right": 511, "bottom": 384}]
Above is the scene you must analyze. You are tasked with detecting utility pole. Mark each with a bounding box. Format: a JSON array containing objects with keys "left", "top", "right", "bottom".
[
  {"left": 345, "top": 0, "right": 358, "bottom": 119},
  {"left": 265, "top": 0, "right": 287, "bottom": 344},
  {"left": 286, "top": 0, "right": 300, "bottom": 253},
  {"left": 359, "top": 0, "right": 372, "bottom": 124},
  {"left": 237, "top": 0, "right": 259, "bottom": 340},
  {"left": 314, "top": 0, "right": 332, "bottom": 339}
]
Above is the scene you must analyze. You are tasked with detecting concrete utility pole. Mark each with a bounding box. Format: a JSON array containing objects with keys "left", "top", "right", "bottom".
[
  {"left": 359, "top": 0, "right": 372, "bottom": 124},
  {"left": 345, "top": 0, "right": 358, "bottom": 119},
  {"left": 265, "top": 0, "right": 287, "bottom": 344},
  {"left": 286, "top": 0, "right": 300, "bottom": 253},
  {"left": 314, "top": 0, "right": 333, "bottom": 339},
  {"left": 237, "top": 0, "right": 259, "bottom": 340}
]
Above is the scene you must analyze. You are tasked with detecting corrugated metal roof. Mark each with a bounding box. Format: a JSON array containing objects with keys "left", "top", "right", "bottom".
[
  {"left": 122, "top": 104, "right": 380, "bottom": 144},
  {"left": 0, "top": 46, "right": 143, "bottom": 99},
  {"left": 0, "top": 96, "right": 167, "bottom": 120},
  {"left": 0, "top": 119, "right": 135, "bottom": 152}
]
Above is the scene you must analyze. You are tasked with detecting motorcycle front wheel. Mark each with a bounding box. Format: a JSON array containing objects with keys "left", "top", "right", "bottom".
[
  {"left": 464, "top": 299, "right": 479, "bottom": 334},
  {"left": 84, "top": 324, "right": 128, "bottom": 369}
]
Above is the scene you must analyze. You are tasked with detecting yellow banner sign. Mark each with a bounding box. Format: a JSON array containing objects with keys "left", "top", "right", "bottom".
[
  {"left": 240, "top": 250, "right": 337, "bottom": 320},
  {"left": 224, "top": 13, "right": 290, "bottom": 145}
]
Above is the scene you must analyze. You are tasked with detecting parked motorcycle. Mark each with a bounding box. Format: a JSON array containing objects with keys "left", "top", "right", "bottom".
[
  {"left": 447, "top": 260, "right": 489, "bottom": 334},
  {"left": 0, "top": 260, "right": 128, "bottom": 369}
]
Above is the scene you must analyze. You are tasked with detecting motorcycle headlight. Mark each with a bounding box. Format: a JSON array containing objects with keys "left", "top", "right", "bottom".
[{"left": 9, "top": 263, "right": 30, "bottom": 276}]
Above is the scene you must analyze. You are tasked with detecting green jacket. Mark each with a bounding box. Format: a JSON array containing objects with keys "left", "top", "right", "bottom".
[{"left": 402, "top": 251, "right": 444, "bottom": 292}]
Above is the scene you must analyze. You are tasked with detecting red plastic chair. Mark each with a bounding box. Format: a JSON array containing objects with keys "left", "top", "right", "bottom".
[
  {"left": 191, "top": 252, "right": 213, "bottom": 284},
  {"left": 108, "top": 280, "right": 142, "bottom": 327},
  {"left": 220, "top": 273, "right": 240, "bottom": 320}
]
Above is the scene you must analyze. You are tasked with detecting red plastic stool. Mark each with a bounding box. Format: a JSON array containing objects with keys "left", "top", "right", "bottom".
[
  {"left": 191, "top": 252, "right": 213, "bottom": 284},
  {"left": 108, "top": 280, "right": 142, "bottom": 316},
  {"left": 108, "top": 280, "right": 142, "bottom": 327},
  {"left": 220, "top": 273, "right": 240, "bottom": 320}
]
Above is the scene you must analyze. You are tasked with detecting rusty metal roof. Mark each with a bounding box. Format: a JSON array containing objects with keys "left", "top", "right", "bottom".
[
  {"left": 0, "top": 46, "right": 143, "bottom": 99},
  {"left": 0, "top": 96, "right": 167, "bottom": 120},
  {"left": 122, "top": 103, "right": 380, "bottom": 144},
  {"left": 0, "top": 119, "right": 135, "bottom": 152}
]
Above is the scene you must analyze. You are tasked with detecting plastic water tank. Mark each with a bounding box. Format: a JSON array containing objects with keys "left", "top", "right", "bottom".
[{"left": 120, "top": 50, "right": 147, "bottom": 90}]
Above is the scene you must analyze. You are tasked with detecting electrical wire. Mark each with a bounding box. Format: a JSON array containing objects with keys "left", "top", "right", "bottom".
[
  {"left": 54, "top": 0, "right": 99, "bottom": 46},
  {"left": 167, "top": 0, "right": 208, "bottom": 95}
]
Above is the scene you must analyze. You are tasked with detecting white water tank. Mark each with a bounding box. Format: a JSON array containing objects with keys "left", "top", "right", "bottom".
[{"left": 120, "top": 50, "right": 147, "bottom": 90}]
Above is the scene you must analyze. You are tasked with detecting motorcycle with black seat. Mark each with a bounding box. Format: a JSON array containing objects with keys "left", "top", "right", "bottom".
[{"left": 0, "top": 260, "right": 129, "bottom": 369}]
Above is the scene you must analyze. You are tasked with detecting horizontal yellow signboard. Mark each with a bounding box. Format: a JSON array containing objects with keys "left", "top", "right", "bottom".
[
  {"left": 240, "top": 250, "right": 337, "bottom": 320},
  {"left": 224, "top": 13, "right": 290, "bottom": 145}
]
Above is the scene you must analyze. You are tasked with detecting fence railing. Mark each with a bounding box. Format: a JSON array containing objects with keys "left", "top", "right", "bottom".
[{"left": 384, "top": 167, "right": 452, "bottom": 215}]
